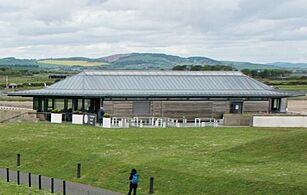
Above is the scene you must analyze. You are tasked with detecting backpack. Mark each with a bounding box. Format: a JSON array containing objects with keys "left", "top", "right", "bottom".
[{"left": 131, "top": 174, "right": 139, "bottom": 184}]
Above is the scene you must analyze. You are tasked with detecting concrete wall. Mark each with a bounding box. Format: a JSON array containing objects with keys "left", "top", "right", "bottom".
[
  {"left": 223, "top": 114, "right": 253, "bottom": 126},
  {"left": 253, "top": 115, "right": 307, "bottom": 127}
]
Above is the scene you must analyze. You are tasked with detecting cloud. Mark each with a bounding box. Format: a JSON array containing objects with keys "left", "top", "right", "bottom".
[{"left": 0, "top": 0, "right": 307, "bottom": 63}]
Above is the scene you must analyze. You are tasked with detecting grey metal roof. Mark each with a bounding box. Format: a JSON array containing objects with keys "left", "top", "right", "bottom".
[{"left": 8, "top": 70, "right": 298, "bottom": 98}]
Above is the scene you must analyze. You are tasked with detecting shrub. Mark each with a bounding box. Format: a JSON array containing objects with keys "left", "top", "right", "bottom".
[
  {"left": 73, "top": 110, "right": 83, "bottom": 114},
  {"left": 51, "top": 109, "right": 62, "bottom": 113},
  {"left": 104, "top": 113, "right": 111, "bottom": 118}
]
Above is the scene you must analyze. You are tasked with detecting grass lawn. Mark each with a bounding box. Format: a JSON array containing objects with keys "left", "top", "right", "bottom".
[
  {"left": 0, "top": 123, "right": 306, "bottom": 194},
  {"left": 0, "top": 180, "right": 51, "bottom": 194}
]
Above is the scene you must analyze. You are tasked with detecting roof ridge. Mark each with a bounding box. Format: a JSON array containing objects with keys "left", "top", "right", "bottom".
[{"left": 80, "top": 70, "right": 243, "bottom": 76}]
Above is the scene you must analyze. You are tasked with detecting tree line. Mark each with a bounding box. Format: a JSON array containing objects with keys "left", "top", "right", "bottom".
[
  {"left": 172, "top": 65, "right": 292, "bottom": 79},
  {"left": 241, "top": 69, "right": 291, "bottom": 78},
  {"left": 172, "top": 65, "right": 236, "bottom": 71}
]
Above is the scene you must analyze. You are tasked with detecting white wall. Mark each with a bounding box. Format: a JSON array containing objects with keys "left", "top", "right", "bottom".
[{"left": 253, "top": 116, "right": 307, "bottom": 127}]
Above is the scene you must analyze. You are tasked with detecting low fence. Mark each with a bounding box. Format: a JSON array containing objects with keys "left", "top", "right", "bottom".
[
  {"left": 110, "top": 117, "right": 223, "bottom": 128},
  {"left": 2, "top": 110, "right": 224, "bottom": 128}
]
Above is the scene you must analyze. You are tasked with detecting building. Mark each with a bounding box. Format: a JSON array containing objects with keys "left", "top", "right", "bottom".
[
  {"left": 8, "top": 83, "right": 18, "bottom": 89},
  {"left": 48, "top": 74, "right": 71, "bottom": 79},
  {"left": 8, "top": 70, "right": 299, "bottom": 120}
]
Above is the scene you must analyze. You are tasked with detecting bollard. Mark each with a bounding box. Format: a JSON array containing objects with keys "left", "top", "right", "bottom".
[
  {"left": 149, "top": 176, "right": 154, "bottom": 194},
  {"left": 17, "top": 171, "right": 20, "bottom": 185},
  {"left": 17, "top": 154, "right": 21, "bottom": 166},
  {"left": 63, "top": 180, "right": 66, "bottom": 195},
  {"left": 38, "top": 175, "right": 42, "bottom": 190},
  {"left": 6, "top": 168, "right": 9, "bottom": 182},
  {"left": 28, "top": 173, "right": 31, "bottom": 187},
  {"left": 77, "top": 163, "right": 81, "bottom": 178},
  {"left": 51, "top": 178, "right": 54, "bottom": 193}
]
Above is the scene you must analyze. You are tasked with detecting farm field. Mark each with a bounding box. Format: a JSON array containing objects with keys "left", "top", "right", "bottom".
[
  {"left": 275, "top": 84, "right": 307, "bottom": 91},
  {"left": 0, "top": 123, "right": 306, "bottom": 194},
  {"left": 38, "top": 60, "right": 108, "bottom": 67},
  {"left": 262, "top": 78, "right": 307, "bottom": 91},
  {"left": 0, "top": 74, "right": 57, "bottom": 90}
]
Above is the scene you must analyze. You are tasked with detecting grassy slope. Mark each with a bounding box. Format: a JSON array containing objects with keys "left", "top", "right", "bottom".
[
  {"left": 0, "top": 123, "right": 306, "bottom": 194},
  {"left": 0, "top": 180, "right": 52, "bottom": 194}
]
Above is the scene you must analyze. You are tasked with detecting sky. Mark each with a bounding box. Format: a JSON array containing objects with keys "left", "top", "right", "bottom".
[{"left": 0, "top": 0, "right": 307, "bottom": 63}]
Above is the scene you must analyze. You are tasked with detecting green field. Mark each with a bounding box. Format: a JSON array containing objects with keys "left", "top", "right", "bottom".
[
  {"left": 0, "top": 123, "right": 306, "bottom": 194},
  {"left": 38, "top": 60, "right": 108, "bottom": 67},
  {"left": 0, "top": 180, "right": 51, "bottom": 194},
  {"left": 275, "top": 84, "right": 307, "bottom": 91},
  {"left": 0, "top": 94, "right": 32, "bottom": 101},
  {"left": 262, "top": 78, "right": 307, "bottom": 92},
  {"left": 0, "top": 74, "right": 57, "bottom": 90}
]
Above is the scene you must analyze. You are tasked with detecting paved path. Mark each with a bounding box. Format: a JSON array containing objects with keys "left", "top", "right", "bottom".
[{"left": 0, "top": 168, "right": 123, "bottom": 195}]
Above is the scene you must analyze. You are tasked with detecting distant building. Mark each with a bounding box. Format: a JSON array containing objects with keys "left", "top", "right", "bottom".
[
  {"left": 48, "top": 74, "right": 71, "bottom": 79},
  {"left": 9, "top": 70, "right": 302, "bottom": 121},
  {"left": 8, "top": 83, "right": 18, "bottom": 89}
]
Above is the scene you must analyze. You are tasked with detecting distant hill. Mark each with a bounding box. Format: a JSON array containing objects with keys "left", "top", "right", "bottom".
[
  {"left": 105, "top": 53, "right": 221, "bottom": 69},
  {"left": 222, "top": 61, "right": 279, "bottom": 70},
  {"left": 99, "top": 54, "right": 130, "bottom": 63},
  {"left": 267, "top": 62, "right": 307, "bottom": 69},
  {"left": 41, "top": 57, "right": 107, "bottom": 62},
  {"left": 0, "top": 53, "right": 307, "bottom": 70},
  {"left": 0, "top": 57, "right": 38, "bottom": 66}
]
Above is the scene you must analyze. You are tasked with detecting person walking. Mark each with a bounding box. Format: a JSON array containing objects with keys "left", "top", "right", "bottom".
[
  {"left": 128, "top": 168, "right": 139, "bottom": 195},
  {"left": 98, "top": 106, "right": 105, "bottom": 126}
]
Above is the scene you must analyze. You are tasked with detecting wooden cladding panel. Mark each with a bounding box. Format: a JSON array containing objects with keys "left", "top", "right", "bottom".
[
  {"left": 243, "top": 101, "right": 269, "bottom": 113},
  {"left": 161, "top": 101, "right": 213, "bottom": 119},
  {"left": 103, "top": 101, "right": 113, "bottom": 114},
  {"left": 113, "top": 101, "right": 133, "bottom": 116},
  {"left": 103, "top": 100, "right": 268, "bottom": 119},
  {"left": 152, "top": 101, "right": 162, "bottom": 116},
  {"left": 104, "top": 101, "right": 134, "bottom": 116},
  {"left": 212, "top": 101, "right": 230, "bottom": 118}
]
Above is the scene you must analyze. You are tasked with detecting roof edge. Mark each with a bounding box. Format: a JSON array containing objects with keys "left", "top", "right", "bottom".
[{"left": 79, "top": 70, "right": 244, "bottom": 76}]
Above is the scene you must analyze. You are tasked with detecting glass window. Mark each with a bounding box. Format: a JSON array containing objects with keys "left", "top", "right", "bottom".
[
  {"left": 54, "top": 99, "right": 64, "bottom": 111},
  {"left": 33, "top": 97, "right": 38, "bottom": 110},
  {"left": 272, "top": 98, "right": 281, "bottom": 111},
  {"left": 47, "top": 98, "right": 53, "bottom": 111},
  {"left": 67, "top": 99, "right": 72, "bottom": 112},
  {"left": 37, "top": 98, "right": 44, "bottom": 112},
  {"left": 84, "top": 99, "right": 91, "bottom": 112},
  {"left": 78, "top": 99, "right": 83, "bottom": 110},
  {"left": 72, "top": 99, "right": 81, "bottom": 111},
  {"left": 230, "top": 102, "right": 242, "bottom": 113},
  {"left": 133, "top": 101, "right": 151, "bottom": 115}
]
